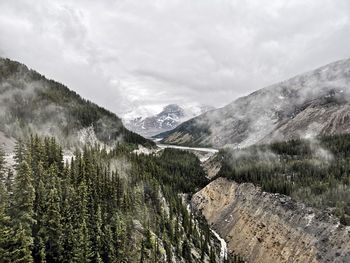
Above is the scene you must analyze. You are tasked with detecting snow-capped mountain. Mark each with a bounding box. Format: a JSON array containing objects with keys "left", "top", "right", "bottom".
[
  {"left": 124, "top": 104, "right": 214, "bottom": 137},
  {"left": 158, "top": 58, "right": 350, "bottom": 148}
]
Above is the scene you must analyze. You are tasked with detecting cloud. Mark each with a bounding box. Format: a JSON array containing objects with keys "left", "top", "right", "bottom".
[{"left": 0, "top": 0, "right": 350, "bottom": 117}]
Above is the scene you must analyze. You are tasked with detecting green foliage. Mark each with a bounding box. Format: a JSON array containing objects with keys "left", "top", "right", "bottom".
[
  {"left": 0, "top": 173, "right": 12, "bottom": 263},
  {"left": 0, "top": 58, "right": 154, "bottom": 148},
  {"left": 135, "top": 148, "right": 209, "bottom": 194},
  {"left": 218, "top": 133, "right": 350, "bottom": 225},
  {"left": 11, "top": 223, "right": 34, "bottom": 263},
  {"left": 0, "top": 136, "right": 222, "bottom": 262},
  {"left": 0, "top": 147, "right": 5, "bottom": 176}
]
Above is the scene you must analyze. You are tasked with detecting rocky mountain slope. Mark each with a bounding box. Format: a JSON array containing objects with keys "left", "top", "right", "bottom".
[
  {"left": 125, "top": 104, "right": 213, "bottom": 137},
  {"left": 191, "top": 177, "right": 350, "bottom": 263},
  {"left": 158, "top": 58, "right": 350, "bottom": 148},
  {"left": 0, "top": 57, "right": 152, "bottom": 150}
]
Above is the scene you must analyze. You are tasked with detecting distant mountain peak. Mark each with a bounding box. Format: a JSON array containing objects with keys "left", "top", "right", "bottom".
[
  {"left": 162, "top": 104, "right": 185, "bottom": 113},
  {"left": 124, "top": 103, "right": 214, "bottom": 137}
]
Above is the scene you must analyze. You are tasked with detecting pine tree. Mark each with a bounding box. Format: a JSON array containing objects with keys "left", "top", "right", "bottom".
[
  {"left": 5, "top": 169, "right": 14, "bottom": 199},
  {"left": 182, "top": 240, "right": 192, "bottom": 263},
  {"left": 13, "top": 139, "right": 26, "bottom": 169},
  {"left": 11, "top": 160, "right": 35, "bottom": 262},
  {"left": 140, "top": 240, "right": 145, "bottom": 263},
  {"left": 113, "top": 213, "right": 127, "bottom": 261},
  {"left": 61, "top": 177, "right": 76, "bottom": 262},
  {"left": 37, "top": 237, "right": 47, "bottom": 263},
  {"left": 33, "top": 162, "right": 47, "bottom": 262},
  {"left": 44, "top": 187, "right": 63, "bottom": 262},
  {"left": 72, "top": 219, "right": 93, "bottom": 263},
  {"left": 0, "top": 147, "right": 5, "bottom": 177},
  {"left": 144, "top": 227, "right": 153, "bottom": 250},
  {"left": 93, "top": 205, "right": 103, "bottom": 263},
  {"left": 209, "top": 246, "right": 216, "bottom": 263},
  {"left": 0, "top": 177, "right": 11, "bottom": 262},
  {"left": 102, "top": 224, "right": 116, "bottom": 262},
  {"left": 11, "top": 223, "right": 34, "bottom": 263},
  {"left": 71, "top": 181, "right": 93, "bottom": 263},
  {"left": 163, "top": 236, "right": 173, "bottom": 263}
]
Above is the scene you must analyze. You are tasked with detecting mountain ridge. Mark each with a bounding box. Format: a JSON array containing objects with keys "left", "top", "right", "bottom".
[
  {"left": 158, "top": 58, "right": 350, "bottom": 148},
  {"left": 0, "top": 57, "right": 153, "bottom": 150}
]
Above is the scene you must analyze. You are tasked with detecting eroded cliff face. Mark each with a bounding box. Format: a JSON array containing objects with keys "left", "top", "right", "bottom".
[{"left": 191, "top": 178, "right": 350, "bottom": 263}]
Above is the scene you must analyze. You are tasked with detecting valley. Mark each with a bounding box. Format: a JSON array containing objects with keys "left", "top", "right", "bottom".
[
  {"left": 0, "top": 57, "right": 245, "bottom": 263},
  {"left": 1, "top": 1, "right": 350, "bottom": 262},
  {"left": 1, "top": 57, "right": 350, "bottom": 263}
]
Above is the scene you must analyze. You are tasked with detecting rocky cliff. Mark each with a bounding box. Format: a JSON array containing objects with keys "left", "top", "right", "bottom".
[{"left": 191, "top": 177, "right": 350, "bottom": 263}]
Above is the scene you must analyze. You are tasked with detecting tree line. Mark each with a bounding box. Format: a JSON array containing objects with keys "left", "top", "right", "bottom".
[{"left": 217, "top": 133, "right": 350, "bottom": 225}]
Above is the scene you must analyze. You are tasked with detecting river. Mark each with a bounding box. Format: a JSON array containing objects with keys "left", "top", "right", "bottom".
[
  {"left": 156, "top": 143, "right": 219, "bottom": 153},
  {"left": 167, "top": 144, "right": 227, "bottom": 262},
  {"left": 212, "top": 229, "right": 228, "bottom": 262}
]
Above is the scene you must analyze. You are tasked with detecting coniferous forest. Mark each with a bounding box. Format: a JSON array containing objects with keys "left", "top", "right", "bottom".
[
  {"left": 217, "top": 133, "right": 350, "bottom": 225},
  {"left": 0, "top": 58, "right": 153, "bottom": 149},
  {"left": 0, "top": 135, "right": 245, "bottom": 263}
]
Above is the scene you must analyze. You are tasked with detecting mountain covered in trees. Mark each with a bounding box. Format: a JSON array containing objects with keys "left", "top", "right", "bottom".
[
  {"left": 216, "top": 133, "right": 350, "bottom": 225},
  {"left": 0, "top": 58, "right": 152, "bottom": 150},
  {"left": 158, "top": 58, "right": 350, "bottom": 148}
]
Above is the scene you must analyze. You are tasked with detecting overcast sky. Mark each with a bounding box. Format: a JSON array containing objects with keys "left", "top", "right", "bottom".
[{"left": 1, "top": 0, "right": 350, "bottom": 118}]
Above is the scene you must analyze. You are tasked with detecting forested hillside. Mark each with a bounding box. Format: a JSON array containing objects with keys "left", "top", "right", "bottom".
[
  {"left": 0, "top": 135, "right": 244, "bottom": 263},
  {"left": 0, "top": 58, "right": 152, "bottom": 148},
  {"left": 217, "top": 133, "right": 350, "bottom": 225}
]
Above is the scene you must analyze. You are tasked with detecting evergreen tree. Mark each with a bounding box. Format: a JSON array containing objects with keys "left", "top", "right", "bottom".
[
  {"left": 36, "top": 237, "right": 47, "bottom": 263},
  {"left": 33, "top": 162, "right": 47, "bottom": 262},
  {"left": 11, "top": 223, "right": 33, "bottom": 263},
  {"left": 0, "top": 136, "right": 227, "bottom": 262},
  {"left": 0, "top": 147, "right": 5, "bottom": 177},
  {"left": 12, "top": 160, "right": 35, "bottom": 263},
  {"left": 140, "top": 240, "right": 145, "bottom": 263},
  {"left": 0, "top": 177, "right": 11, "bottom": 263},
  {"left": 182, "top": 240, "right": 192, "bottom": 263},
  {"left": 44, "top": 187, "right": 63, "bottom": 262},
  {"left": 93, "top": 205, "right": 103, "bottom": 263},
  {"left": 13, "top": 139, "right": 26, "bottom": 169},
  {"left": 72, "top": 219, "right": 93, "bottom": 263},
  {"left": 71, "top": 181, "right": 93, "bottom": 263},
  {"left": 102, "top": 224, "right": 116, "bottom": 263},
  {"left": 209, "top": 246, "right": 216, "bottom": 263}
]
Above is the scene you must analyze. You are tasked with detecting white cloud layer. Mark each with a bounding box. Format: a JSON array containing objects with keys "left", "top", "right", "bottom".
[{"left": 1, "top": 0, "right": 350, "bottom": 117}]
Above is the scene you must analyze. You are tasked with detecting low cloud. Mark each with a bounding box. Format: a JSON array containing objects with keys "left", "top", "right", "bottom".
[{"left": 1, "top": 0, "right": 350, "bottom": 117}]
